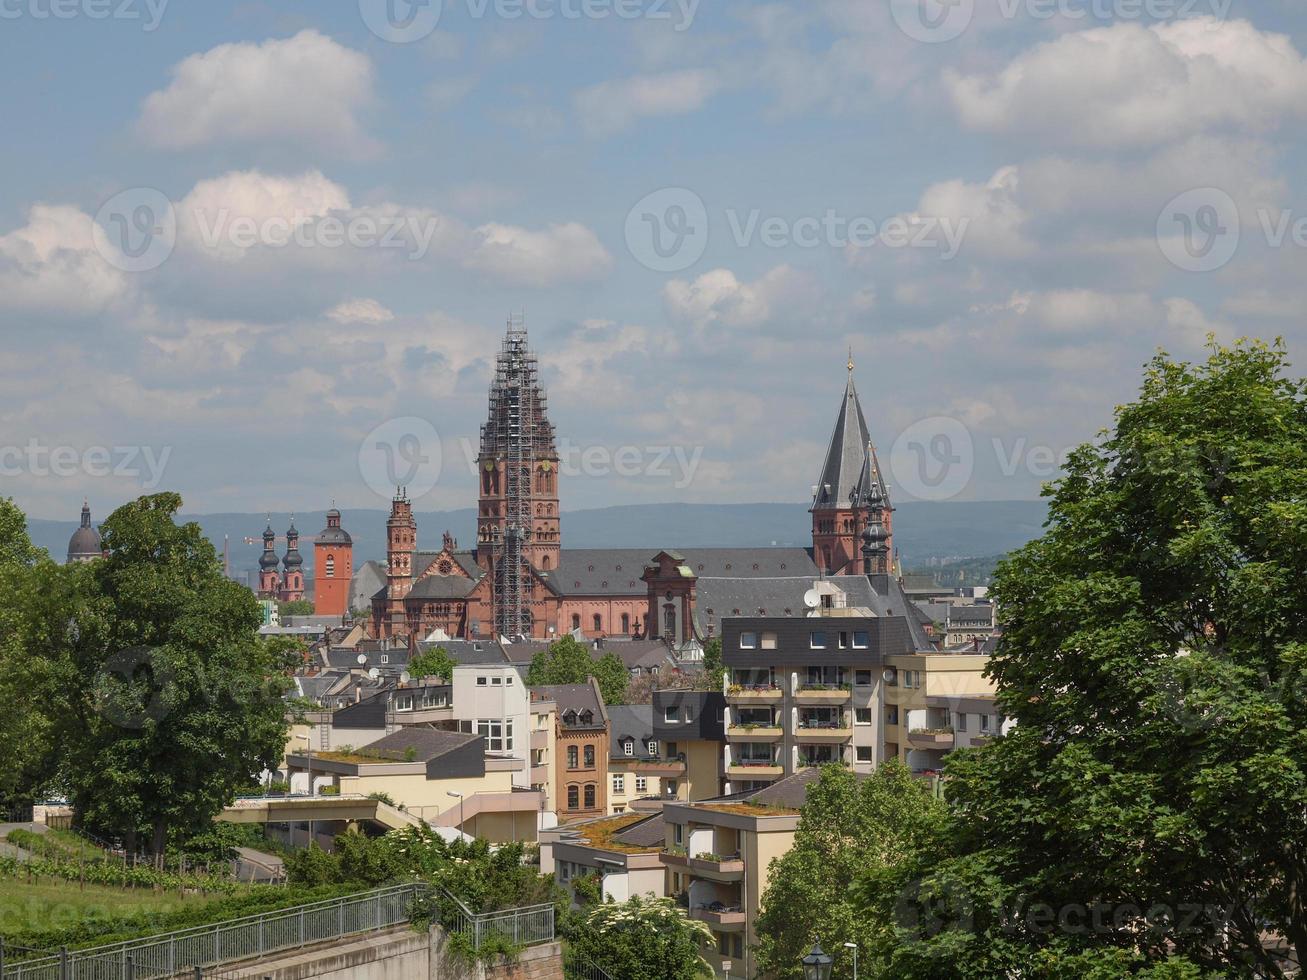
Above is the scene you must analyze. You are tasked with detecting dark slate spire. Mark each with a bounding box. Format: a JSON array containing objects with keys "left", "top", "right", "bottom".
[
  {"left": 811, "top": 358, "right": 873, "bottom": 512},
  {"left": 283, "top": 516, "right": 304, "bottom": 570},
  {"left": 259, "top": 517, "right": 280, "bottom": 570}
]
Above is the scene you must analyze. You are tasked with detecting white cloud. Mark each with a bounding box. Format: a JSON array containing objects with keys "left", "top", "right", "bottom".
[
  {"left": 663, "top": 266, "right": 810, "bottom": 331},
  {"left": 0, "top": 205, "right": 128, "bottom": 315},
  {"left": 465, "top": 222, "right": 613, "bottom": 286},
  {"left": 326, "top": 298, "right": 395, "bottom": 326},
  {"left": 574, "top": 69, "right": 718, "bottom": 136},
  {"left": 947, "top": 18, "right": 1307, "bottom": 148},
  {"left": 138, "top": 30, "right": 378, "bottom": 155}
]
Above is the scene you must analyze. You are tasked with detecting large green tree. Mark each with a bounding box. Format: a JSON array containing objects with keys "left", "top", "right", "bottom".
[
  {"left": 864, "top": 341, "right": 1307, "bottom": 978},
  {"left": 410, "top": 645, "right": 457, "bottom": 682},
  {"left": 565, "top": 895, "right": 714, "bottom": 980},
  {"left": 754, "top": 762, "right": 951, "bottom": 980},
  {"left": 526, "top": 635, "right": 628, "bottom": 705},
  {"left": 61, "top": 494, "right": 300, "bottom": 856}
]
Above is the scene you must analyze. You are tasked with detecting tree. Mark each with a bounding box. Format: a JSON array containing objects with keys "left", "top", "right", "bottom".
[
  {"left": 277, "top": 599, "right": 314, "bottom": 617},
  {"left": 565, "top": 896, "right": 714, "bottom": 980},
  {"left": 754, "top": 762, "right": 952, "bottom": 980},
  {"left": 698, "top": 638, "right": 725, "bottom": 692},
  {"left": 526, "top": 635, "right": 628, "bottom": 705},
  {"left": 866, "top": 341, "right": 1307, "bottom": 978},
  {"left": 410, "top": 646, "right": 457, "bottom": 682},
  {"left": 60, "top": 493, "right": 300, "bottom": 857}
]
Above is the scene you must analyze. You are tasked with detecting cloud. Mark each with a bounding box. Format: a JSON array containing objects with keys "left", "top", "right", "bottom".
[
  {"left": 138, "top": 30, "right": 378, "bottom": 155},
  {"left": 326, "top": 298, "right": 395, "bottom": 326},
  {"left": 947, "top": 18, "right": 1307, "bottom": 148},
  {"left": 663, "top": 266, "right": 811, "bottom": 332},
  {"left": 574, "top": 69, "right": 718, "bottom": 136},
  {"left": 464, "top": 222, "right": 613, "bottom": 286},
  {"left": 0, "top": 205, "right": 129, "bottom": 315}
]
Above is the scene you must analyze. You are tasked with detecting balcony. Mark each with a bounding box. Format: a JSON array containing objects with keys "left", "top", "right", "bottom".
[
  {"left": 689, "top": 852, "right": 746, "bottom": 881},
  {"left": 726, "top": 724, "right": 783, "bottom": 742},
  {"left": 692, "top": 904, "right": 746, "bottom": 930},
  {"left": 907, "top": 728, "right": 955, "bottom": 749},
  {"left": 531, "top": 729, "right": 549, "bottom": 751},
  {"left": 794, "top": 685, "right": 851, "bottom": 705},
  {"left": 795, "top": 725, "right": 853, "bottom": 742},
  {"left": 725, "top": 762, "right": 784, "bottom": 780},
  {"left": 726, "top": 685, "right": 783, "bottom": 703},
  {"left": 624, "top": 754, "right": 687, "bottom": 777}
]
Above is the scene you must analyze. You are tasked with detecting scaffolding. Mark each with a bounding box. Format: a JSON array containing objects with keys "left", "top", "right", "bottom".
[{"left": 483, "top": 315, "right": 550, "bottom": 638}]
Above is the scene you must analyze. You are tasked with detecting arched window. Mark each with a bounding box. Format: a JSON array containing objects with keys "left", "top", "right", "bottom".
[
  {"left": 567, "top": 745, "right": 578, "bottom": 769},
  {"left": 584, "top": 745, "right": 595, "bottom": 767},
  {"left": 583, "top": 784, "right": 596, "bottom": 809},
  {"left": 542, "top": 556, "right": 551, "bottom": 570},
  {"left": 567, "top": 785, "right": 579, "bottom": 810},
  {"left": 324, "top": 554, "right": 335, "bottom": 578},
  {"left": 593, "top": 613, "right": 602, "bottom": 632},
  {"left": 621, "top": 613, "right": 630, "bottom": 633},
  {"left": 571, "top": 613, "right": 581, "bottom": 630}
]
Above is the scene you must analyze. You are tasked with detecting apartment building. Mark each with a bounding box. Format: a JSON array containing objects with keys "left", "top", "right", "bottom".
[
  {"left": 882, "top": 658, "right": 1004, "bottom": 772},
  {"left": 534, "top": 680, "right": 610, "bottom": 822},
  {"left": 539, "top": 812, "right": 666, "bottom": 903},
  {"left": 651, "top": 690, "right": 726, "bottom": 801}
]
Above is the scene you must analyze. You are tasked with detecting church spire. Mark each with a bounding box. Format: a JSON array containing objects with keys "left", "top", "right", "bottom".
[{"left": 811, "top": 362, "right": 872, "bottom": 512}]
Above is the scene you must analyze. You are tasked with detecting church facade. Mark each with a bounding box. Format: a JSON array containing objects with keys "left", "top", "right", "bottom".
[{"left": 367, "top": 320, "right": 898, "bottom": 647}]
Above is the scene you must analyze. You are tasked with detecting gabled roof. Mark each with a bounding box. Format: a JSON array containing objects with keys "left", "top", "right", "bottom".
[
  {"left": 534, "top": 679, "right": 608, "bottom": 730},
  {"left": 607, "top": 705, "right": 654, "bottom": 758},
  {"left": 547, "top": 548, "right": 818, "bottom": 597}
]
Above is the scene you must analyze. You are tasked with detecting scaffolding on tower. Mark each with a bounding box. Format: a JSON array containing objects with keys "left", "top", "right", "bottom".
[{"left": 486, "top": 314, "right": 544, "bottom": 638}]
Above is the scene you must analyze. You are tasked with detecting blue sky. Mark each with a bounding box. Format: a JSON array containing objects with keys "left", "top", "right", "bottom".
[{"left": 2, "top": 0, "right": 1306, "bottom": 520}]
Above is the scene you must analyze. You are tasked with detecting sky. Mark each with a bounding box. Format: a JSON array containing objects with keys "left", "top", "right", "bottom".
[{"left": 2, "top": 0, "right": 1306, "bottom": 521}]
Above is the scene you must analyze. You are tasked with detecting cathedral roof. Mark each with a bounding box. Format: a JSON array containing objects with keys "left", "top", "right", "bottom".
[
  {"left": 548, "top": 547, "right": 818, "bottom": 596},
  {"left": 66, "top": 502, "right": 102, "bottom": 561},
  {"left": 811, "top": 372, "right": 876, "bottom": 512}
]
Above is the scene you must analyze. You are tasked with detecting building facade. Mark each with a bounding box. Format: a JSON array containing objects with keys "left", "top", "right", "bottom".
[{"left": 313, "top": 508, "right": 353, "bottom": 617}]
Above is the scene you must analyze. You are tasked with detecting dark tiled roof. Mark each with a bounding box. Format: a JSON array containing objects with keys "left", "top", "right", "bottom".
[
  {"left": 408, "top": 576, "right": 479, "bottom": 600},
  {"left": 607, "top": 705, "right": 654, "bottom": 759},
  {"left": 811, "top": 376, "right": 873, "bottom": 511},
  {"left": 359, "top": 727, "right": 480, "bottom": 762},
  {"left": 694, "top": 574, "right": 874, "bottom": 634},
  {"left": 533, "top": 681, "right": 607, "bottom": 729},
  {"left": 424, "top": 639, "right": 510, "bottom": 666},
  {"left": 613, "top": 814, "right": 667, "bottom": 848},
  {"left": 547, "top": 548, "right": 818, "bottom": 597}
]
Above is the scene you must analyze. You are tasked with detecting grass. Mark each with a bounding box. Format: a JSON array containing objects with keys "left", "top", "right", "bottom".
[
  {"left": 566, "top": 813, "right": 662, "bottom": 854},
  {"left": 0, "top": 876, "right": 209, "bottom": 937},
  {"left": 690, "top": 803, "right": 799, "bottom": 817}
]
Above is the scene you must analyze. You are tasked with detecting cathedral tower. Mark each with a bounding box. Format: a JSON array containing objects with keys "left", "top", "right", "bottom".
[
  {"left": 384, "top": 489, "right": 417, "bottom": 634},
  {"left": 280, "top": 517, "right": 305, "bottom": 601},
  {"left": 476, "top": 316, "right": 560, "bottom": 637},
  {"left": 810, "top": 355, "right": 893, "bottom": 574},
  {"left": 314, "top": 507, "right": 353, "bottom": 617},
  {"left": 257, "top": 518, "right": 281, "bottom": 598}
]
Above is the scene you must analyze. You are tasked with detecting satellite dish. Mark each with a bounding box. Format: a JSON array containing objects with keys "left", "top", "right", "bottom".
[
  {"left": 803, "top": 589, "right": 820, "bottom": 610},
  {"left": 883, "top": 668, "right": 897, "bottom": 683},
  {"left": 356, "top": 654, "right": 367, "bottom": 665},
  {"left": 399, "top": 671, "right": 411, "bottom": 685},
  {"left": 368, "top": 667, "right": 380, "bottom": 679}
]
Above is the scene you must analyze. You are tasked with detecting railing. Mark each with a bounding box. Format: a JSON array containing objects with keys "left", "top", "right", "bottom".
[
  {"left": 2, "top": 883, "right": 426, "bottom": 980},
  {"left": 436, "top": 887, "right": 555, "bottom": 951},
  {"left": 564, "top": 952, "right": 616, "bottom": 980}
]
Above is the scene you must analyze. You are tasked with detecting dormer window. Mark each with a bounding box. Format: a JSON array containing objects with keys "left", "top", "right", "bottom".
[
  {"left": 579, "top": 709, "right": 594, "bottom": 725},
  {"left": 623, "top": 739, "right": 634, "bottom": 756},
  {"left": 563, "top": 710, "right": 578, "bottom": 725}
]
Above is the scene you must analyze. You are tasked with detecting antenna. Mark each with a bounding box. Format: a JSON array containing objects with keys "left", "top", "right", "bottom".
[{"left": 803, "top": 589, "right": 820, "bottom": 610}]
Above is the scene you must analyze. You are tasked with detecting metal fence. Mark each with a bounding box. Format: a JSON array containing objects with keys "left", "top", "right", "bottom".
[
  {"left": 1, "top": 883, "right": 426, "bottom": 980},
  {"left": 563, "top": 952, "right": 616, "bottom": 980},
  {"left": 437, "top": 888, "right": 555, "bottom": 951}
]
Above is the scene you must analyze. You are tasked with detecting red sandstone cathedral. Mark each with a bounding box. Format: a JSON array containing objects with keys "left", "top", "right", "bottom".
[{"left": 307, "top": 319, "right": 896, "bottom": 647}]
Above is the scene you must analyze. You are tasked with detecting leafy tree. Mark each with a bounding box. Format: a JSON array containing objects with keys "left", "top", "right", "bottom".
[
  {"left": 698, "top": 638, "right": 725, "bottom": 692},
  {"left": 410, "top": 645, "right": 457, "bottom": 682},
  {"left": 754, "top": 762, "right": 951, "bottom": 980},
  {"left": 526, "top": 635, "right": 628, "bottom": 705},
  {"left": 60, "top": 493, "right": 300, "bottom": 857},
  {"left": 566, "top": 895, "right": 713, "bottom": 980},
  {"left": 865, "top": 341, "right": 1307, "bottom": 978},
  {"left": 277, "top": 599, "right": 314, "bottom": 617}
]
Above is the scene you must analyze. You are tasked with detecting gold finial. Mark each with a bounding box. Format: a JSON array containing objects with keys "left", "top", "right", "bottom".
[{"left": 848, "top": 347, "right": 855, "bottom": 374}]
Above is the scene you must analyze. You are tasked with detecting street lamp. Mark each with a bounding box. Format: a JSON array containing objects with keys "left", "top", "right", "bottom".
[
  {"left": 447, "top": 791, "right": 464, "bottom": 835},
  {"left": 843, "top": 941, "right": 858, "bottom": 980},
  {"left": 801, "top": 941, "right": 833, "bottom": 980}
]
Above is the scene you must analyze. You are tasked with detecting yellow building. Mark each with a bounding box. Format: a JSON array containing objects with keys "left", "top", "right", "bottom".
[{"left": 882, "top": 653, "right": 997, "bottom": 772}]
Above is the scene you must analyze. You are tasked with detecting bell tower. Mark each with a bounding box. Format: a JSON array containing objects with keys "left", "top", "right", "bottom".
[{"left": 385, "top": 489, "right": 417, "bottom": 634}]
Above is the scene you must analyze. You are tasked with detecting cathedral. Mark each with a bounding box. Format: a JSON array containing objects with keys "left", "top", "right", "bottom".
[{"left": 363, "top": 318, "right": 899, "bottom": 649}]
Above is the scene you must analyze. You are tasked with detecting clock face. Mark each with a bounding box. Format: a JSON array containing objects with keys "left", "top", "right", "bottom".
[
  {"left": 483, "top": 461, "right": 494, "bottom": 471},
  {"left": 540, "top": 461, "right": 552, "bottom": 471}
]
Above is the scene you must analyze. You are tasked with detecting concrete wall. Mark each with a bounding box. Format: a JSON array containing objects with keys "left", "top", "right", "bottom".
[{"left": 211, "top": 925, "right": 563, "bottom": 980}]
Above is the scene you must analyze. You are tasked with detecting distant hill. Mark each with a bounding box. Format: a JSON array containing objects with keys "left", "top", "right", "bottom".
[{"left": 28, "top": 500, "right": 1048, "bottom": 582}]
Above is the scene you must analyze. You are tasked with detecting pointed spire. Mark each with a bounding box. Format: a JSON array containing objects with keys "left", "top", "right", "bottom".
[
  {"left": 80, "top": 500, "right": 92, "bottom": 529},
  {"left": 811, "top": 366, "right": 873, "bottom": 512}
]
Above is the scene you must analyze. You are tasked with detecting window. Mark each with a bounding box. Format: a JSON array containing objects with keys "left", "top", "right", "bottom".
[
  {"left": 809, "top": 631, "right": 827, "bottom": 649},
  {"left": 505, "top": 675, "right": 513, "bottom": 685},
  {"left": 760, "top": 631, "right": 777, "bottom": 649},
  {"left": 683, "top": 706, "right": 694, "bottom": 722},
  {"left": 853, "top": 630, "right": 869, "bottom": 648},
  {"left": 580, "top": 709, "right": 594, "bottom": 726},
  {"left": 838, "top": 631, "right": 849, "bottom": 649},
  {"left": 855, "top": 670, "right": 873, "bottom": 686},
  {"left": 956, "top": 713, "right": 968, "bottom": 733},
  {"left": 563, "top": 710, "right": 577, "bottom": 726},
  {"left": 567, "top": 746, "right": 578, "bottom": 769},
  {"left": 886, "top": 706, "right": 899, "bottom": 725},
  {"left": 739, "top": 631, "right": 757, "bottom": 649},
  {"left": 584, "top": 784, "right": 596, "bottom": 809},
  {"left": 623, "top": 739, "right": 634, "bottom": 757},
  {"left": 395, "top": 694, "right": 413, "bottom": 712},
  {"left": 856, "top": 746, "right": 873, "bottom": 763},
  {"left": 476, "top": 719, "right": 514, "bottom": 752},
  {"left": 567, "top": 785, "right": 579, "bottom": 809},
  {"left": 381, "top": 655, "right": 389, "bottom": 664},
  {"left": 621, "top": 613, "right": 630, "bottom": 633},
  {"left": 325, "top": 554, "right": 335, "bottom": 578},
  {"left": 665, "top": 705, "right": 679, "bottom": 723},
  {"left": 584, "top": 745, "right": 595, "bottom": 768},
  {"left": 635, "top": 776, "right": 647, "bottom": 793},
  {"left": 491, "top": 676, "right": 502, "bottom": 685},
  {"left": 855, "top": 708, "right": 872, "bottom": 724},
  {"left": 612, "top": 774, "right": 625, "bottom": 795},
  {"left": 477, "top": 676, "right": 487, "bottom": 686},
  {"left": 593, "top": 614, "right": 602, "bottom": 632},
  {"left": 674, "top": 823, "right": 684, "bottom": 845},
  {"left": 980, "top": 714, "right": 991, "bottom": 732},
  {"left": 647, "top": 740, "right": 658, "bottom": 757},
  {"left": 665, "top": 780, "right": 678, "bottom": 796}
]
